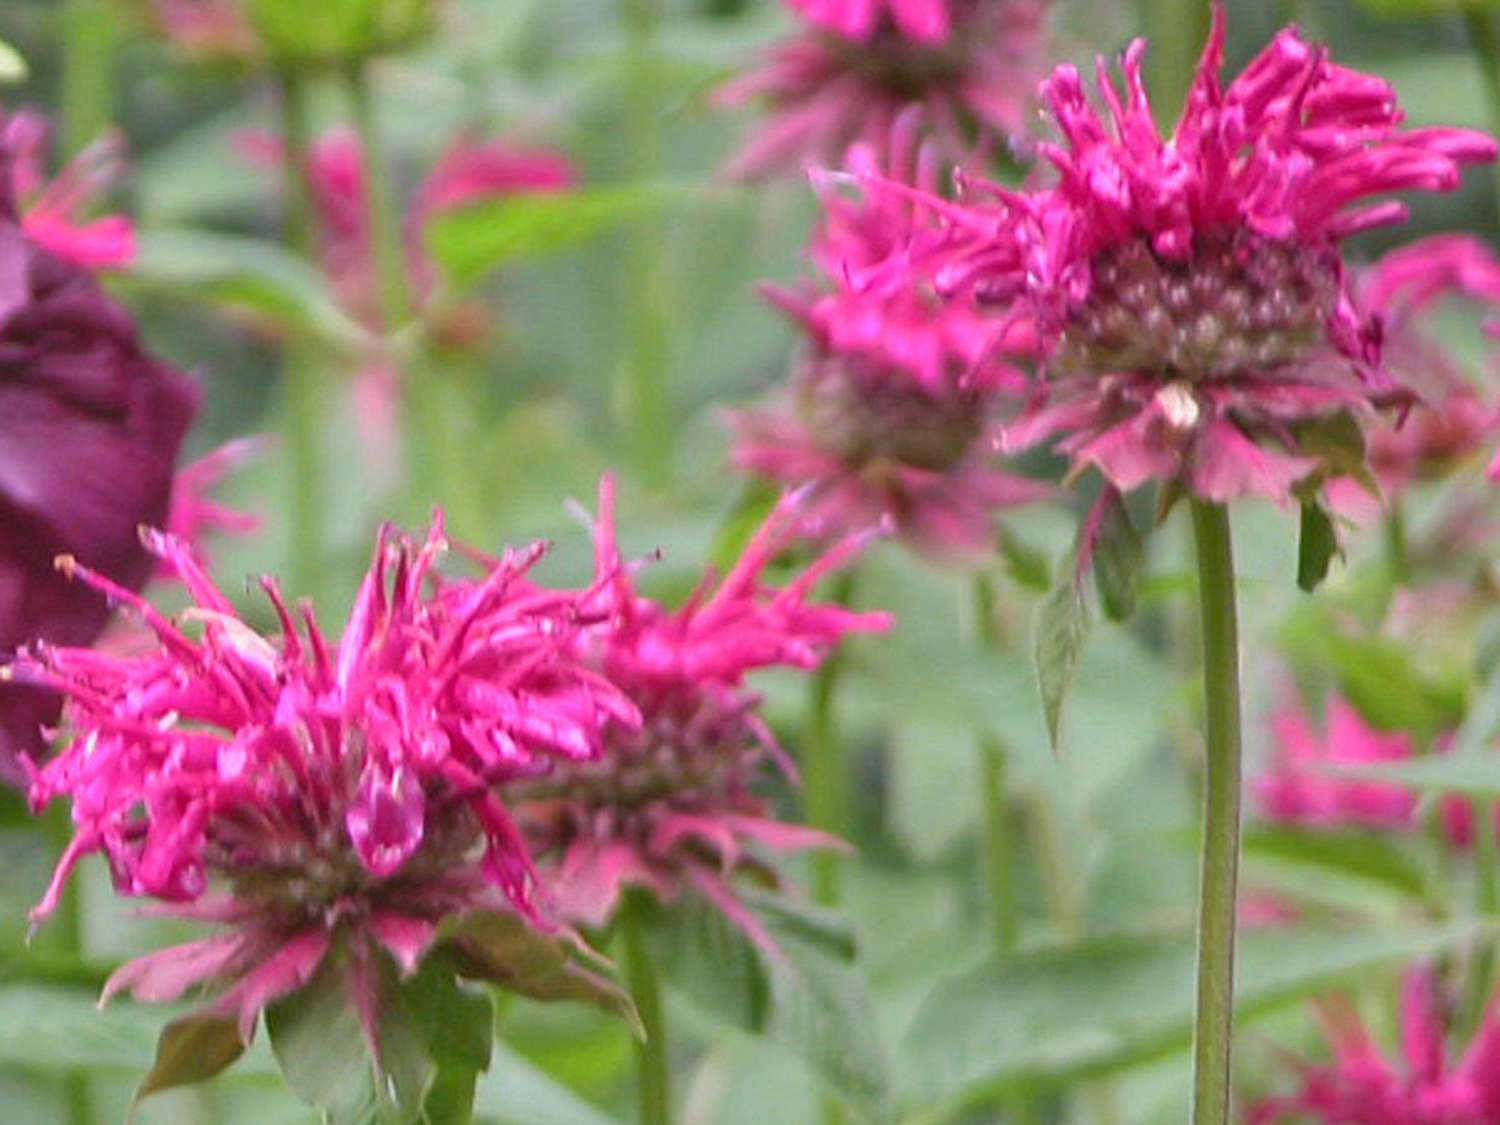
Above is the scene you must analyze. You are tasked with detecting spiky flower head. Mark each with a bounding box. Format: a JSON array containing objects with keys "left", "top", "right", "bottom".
[
  {"left": 853, "top": 6, "right": 1495, "bottom": 504},
  {"left": 731, "top": 133, "right": 1047, "bottom": 556},
  {"left": 1251, "top": 968, "right": 1500, "bottom": 1123},
  {"left": 717, "top": 0, "right": 1046, "bottom": 181},
  {"left": 18, "top": 522, "right": 638, "bottom": 1049},
  {"left": 512, "top": 477, "right": 889, "bottom": 955}
]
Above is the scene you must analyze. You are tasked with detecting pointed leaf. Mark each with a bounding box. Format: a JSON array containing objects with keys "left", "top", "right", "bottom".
[
  {"left": 438, "top": 910, "right": 640, "bottom": 1034},
  {"left": 996, "top": 526, "right": 1052, "bottom": 594},
  {"left": 400, "top": 957, "right": 492, "bottom": 1125},
  {"left": 425, "top": 182, "right": 709, "bottom": 286},
  {"left": 133, "top": 1014, "right": 245, "bottom": 1104},
  {"left": 650, "top": 895, "right": 769, "bottom": 1032},
  {"left": 1296, "top": 502, "right": 1338, "bottom": 593},
  {"left": 1032, "top": 552, "right": 1091, "bottom": 752},
  {"left": 266, "top": 954, "right": 436, "bottom": 1125},
  {"left": 1091, "top": 498, "right": 1144, "bottom": 621}
]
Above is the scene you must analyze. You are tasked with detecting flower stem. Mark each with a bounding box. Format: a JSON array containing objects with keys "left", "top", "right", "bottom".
[
  {"left": 621, "top": 893, "right": 671, "bottom": 1125},
  {"left": 806, "top": 570, "right": 858, "bottom": 908},
  {"left": 972, "top": 573, "right": 1018, "bottom": 957},
  {"left": 1188, "top": 500, "right": 1242, "bottom": 1125},
  {"left": 42, "top": 806, "right": 93, "bottom": 1125},
  {"left": 275, "top": 68, "right": 327, "bottom": 603},
  {"left": 619, "top": 0, "right": 672, "bottom": 489},
  {"left": 1465, "top": 9, "right": 1500, "bottom": 228},
  {"left": 60, "top": 0, "right": 115, "bottom": 158}
]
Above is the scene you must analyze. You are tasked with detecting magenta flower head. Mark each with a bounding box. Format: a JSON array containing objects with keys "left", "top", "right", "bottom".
[
  {"left": 866, "top": 6, "right": 1496, "bottom": 505},
  {"left": 3, "top": 109, "right": 134, "bottom": 270},
  {"left": 0, "top": 143, "right": 197, "bottom": 781},
  {"left": 1251, "top": 967, "right": 1500, "bottom": 1123},
  {"left": 16, "top": 522, "right": 640, "bottom": 1100},
  {"left": 716, "top": 0, "right": 1047, "bottom": 181},
  {"left": 731, "top": 135, "right": 1048, "bottom": 557},
  {"left": 511, "top": 477, "right": 889, "bottom": 956}
]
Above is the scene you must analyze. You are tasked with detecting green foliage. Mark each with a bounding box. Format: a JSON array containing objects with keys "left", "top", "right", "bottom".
[{"left": 1034, "top": 549, "right": 1092, "bottom": 753}]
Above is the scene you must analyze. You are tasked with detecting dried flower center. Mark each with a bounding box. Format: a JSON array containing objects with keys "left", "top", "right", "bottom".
[
  {"left": 796, "top": 352, "right": 985, "bottom": 472},
  {"left": 1054, "top": 231, "right": 1341, "bottom": 382}
]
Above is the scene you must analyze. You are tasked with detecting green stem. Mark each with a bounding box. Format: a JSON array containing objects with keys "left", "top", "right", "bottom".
[
  {"left": 60, "top": 0, "right": 115, "bottom": 158},
  {"left": 1465, "top": 9, "right": 1500, "bottom": 229},
  {"left": 619, "top": 0, "right": 671, "bottom": 488},
  {"left": 621, "top": 894, "right": 670, "bottom": 1125},
  {"left": 41, "top": 807, "right": 92, "bottom": 1125},
  {"left": 1188, "top": 501, "right": 1242, "bottom": 1125},
  {"left": 806, "top": 571, "right": 857, "bottom": 908},
  {"left": 1383, "top": 503, "right": 1411, "bottom": 590},
  {"left": 973, "top": 574, "right": 1018, "bottom": 957},
  {"left": 276, "top": 69, "right": 327, "bottom": 603}
]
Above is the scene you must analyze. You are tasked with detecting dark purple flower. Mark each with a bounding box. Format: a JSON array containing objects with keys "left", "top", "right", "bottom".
[{"left": 0, "top": 154, "right": 197, "bottom": 781}]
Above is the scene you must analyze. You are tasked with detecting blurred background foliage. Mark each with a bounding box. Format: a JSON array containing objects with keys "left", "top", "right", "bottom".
[{"left": 3, "top": 0, "right": 1500, "bottom": 1121}]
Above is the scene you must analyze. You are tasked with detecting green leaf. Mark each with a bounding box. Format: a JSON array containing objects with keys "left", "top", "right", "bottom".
[
  {"left": 425, "top": 181, "right": 710, "bottom": 286},
  {"left": 266, "top": 954, "right": 435, "bottom": 1125},
  {"left": 400, "top": 958, "right": 492, "bottom": 1125},
  {"left": 127, "top": 229, "right": 367, "bottom": 348},
  {"left": 650, "top": 895, "right": 769, "bottom": 1032},
  {"left": 1324, "top": 752, "right": 1500, "bottom": 797},
  {"left": 764, "top": 924, "right": 892, "bottom": 1124},
  {"left": 1033, "top": 552, "right": 1091, "bottom": 752},
  {"left": 996, "top": 525, "right": 1052, "bottom": 594},
  {"left": 1296, "top": 502, "right": 1338, "bottom": 593},
  {"left": 1091, "top": 498, "right": 1144, "bottom": 621},
  {"left": 1241, "top": 825, "right": 1434, "bottom": 909},
  {"left": 134, "top": 1014, "right": 246, "bottom": 1105},
  {"left": 437, "top": 910, "right": 640, "bottom": 1034},
  {"left": 903, "top": 920, "right": 1496, "bottom": 1118},
  {"left": 247, "top": 0, "right": 435, "bottom": 63}
]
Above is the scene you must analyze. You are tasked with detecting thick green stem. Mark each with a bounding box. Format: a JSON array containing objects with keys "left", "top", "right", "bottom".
[
  {"left": 973, "top": 574, "right": 1019, "bottom": 957},
  {"left": 806, "top": 571, "right": 857, "bottom": 908},
  {"left": 619, "top": 0, "right": 671, "bottom": 488},
  {"left": 621, "top": 894, "right": 671, "bottom": 1125},
  {"left": 1188, "top": 501, "right": 1242, "bottom": 1125},
  {"left": 1383, "top": 503, "right": 1411, "bottom": 590},
  {"left": 276, "top": 69, "right": 326, "bottom": 603},
  {"left": 60, "top": 0, "right": 115, "bottom": 158}
]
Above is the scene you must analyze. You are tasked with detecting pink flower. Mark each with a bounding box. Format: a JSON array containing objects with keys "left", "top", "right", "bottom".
[
  {"left": 730, "top": 135, "right": 1048, "bottom": 556},
  {"left": 788, "top": 0, "right": 954, "bottom": 43},
  {"left": 3, "top": 110, "right": 134, "bottom": 270},
  {"left": 1327, "top": 236, "right": 1500, "bottom": 521},
  {"left": 849, "top": 7, "right": 1495, "bottom": 503},
  {"left": 18, "top": 519, "right": 638, "bottom": 1040},
  {"left": 163, "top": 438, "right": 266, "bottom": 577},
  {"left": 511, "top": 477, "right": 889, "bottom": 955},
  {"left": 1253, "top": 694, "right": 1422, "bottom": 830},
  {"left": 1251, "top": 967, "right": 1500, "bottom": 1123},
  {"left": 717, "top": 0, "right": 1047, "bottom": 180},
  {"left": 143, "top": 0, "right": 260, "bottom": 63}
]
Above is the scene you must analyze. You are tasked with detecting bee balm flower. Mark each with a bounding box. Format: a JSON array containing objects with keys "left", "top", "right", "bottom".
[
  {"left": 718, "top": 0, "right": 1047, "bottom": 181},
  {"left": 19, "top": 520, "right": 638, "bottom": 1056},
  {"left": 511, "top": 477, "right": 889, "bottom": 954},
  {"left": 860, "top": 7, "right": 1495, "bottom": 504}
]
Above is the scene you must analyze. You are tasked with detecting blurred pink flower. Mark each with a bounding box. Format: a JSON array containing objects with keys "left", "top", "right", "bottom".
[
  {"left": 730, "top": 135, "right": 1047, "bottom": 557},
  {"left": 1328, "top": 236, "right": 1500, "bottom": 521},
  {"left": 3, "top": 110, "right": 134, "bottom": 270},
  {"left": 844, "top": 7, "right": 1495, "bottom": 504},
  {"left": 512, "top": 477, "right": 889, "bottom": 955},
  {"left": 1253, "top": 695, "right": 1421, "bottom": 831},
  {"left": 143, "top": 0, "right": 260, "bottom": 62},
  {"left": 18, "top": 519, "right": 637, "bottom": 1039},
  {"left": 717, "top": 0, "right": 1046, "bottom": 180},
  {"left": 1251, "top": 967, "right": 1500, "bottom": 1123},
  {"left": 163, "top": 438, "right": 266, "bottom": 576},
  {"left": 788, "top": 0, "right": 954, "bottom": 42}
]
